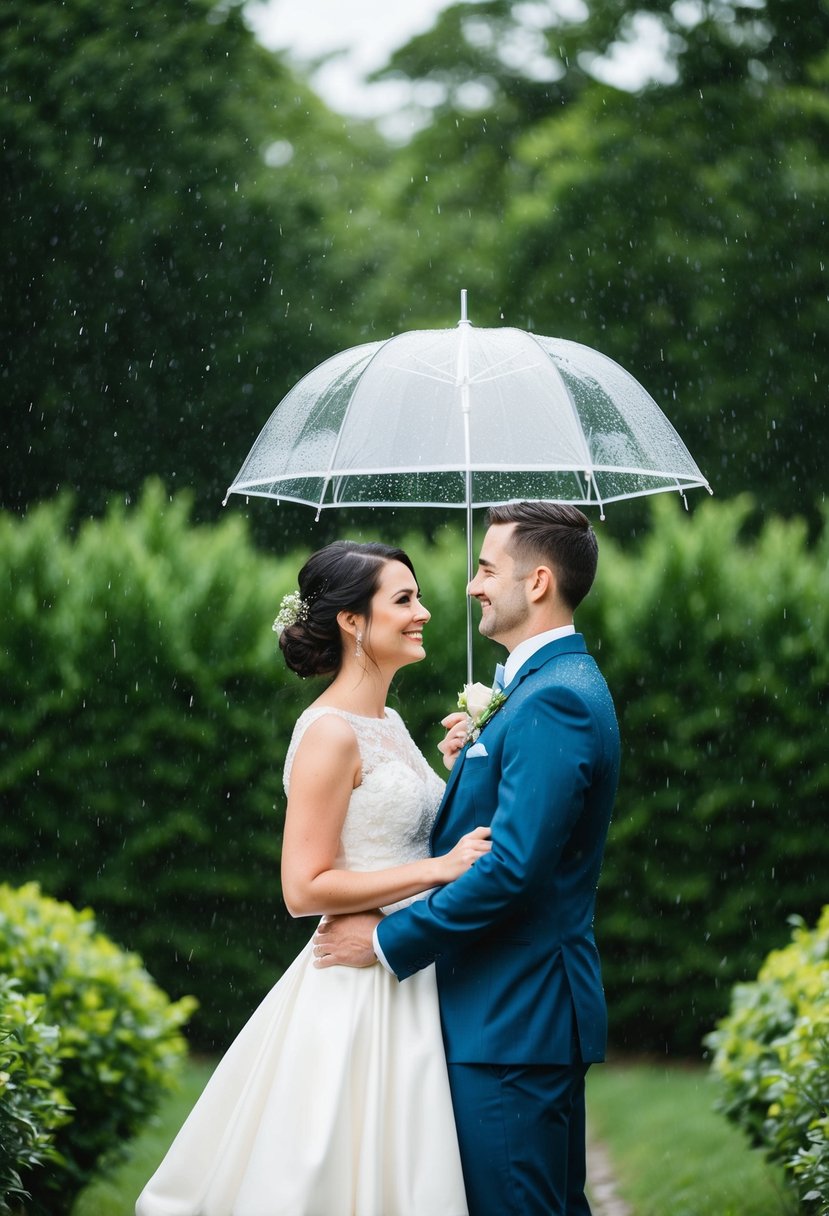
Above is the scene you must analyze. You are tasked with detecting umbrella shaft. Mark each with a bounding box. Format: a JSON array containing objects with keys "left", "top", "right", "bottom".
[{"left": 466, "top": 474, "right": 473, "bottom": 688}]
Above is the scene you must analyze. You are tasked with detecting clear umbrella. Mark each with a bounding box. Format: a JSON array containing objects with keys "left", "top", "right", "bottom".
[{"left": 225, "top": 292, "right": 711, "bottom": 681}]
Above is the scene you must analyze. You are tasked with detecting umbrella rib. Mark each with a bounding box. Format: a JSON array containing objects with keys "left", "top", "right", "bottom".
[
  {"left": 387, "top": 362, "right": 457, "bottom": 385},
  {"left": 584, "top": 469, "right": 607, "bottom": 520},
  {"left": 468, "top": 357, "right": 545, "bottom": 385}
]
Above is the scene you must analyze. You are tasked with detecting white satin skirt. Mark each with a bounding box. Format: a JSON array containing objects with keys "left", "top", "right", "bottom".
[{"left": 135, "top": 938, "right": 468, "bottom": 1216}]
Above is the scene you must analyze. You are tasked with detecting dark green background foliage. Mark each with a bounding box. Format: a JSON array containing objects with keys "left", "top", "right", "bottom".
[
  {"left": 2, "top": 489, "right": 827, "bottom": 1055},
  {"left": 351, "top": 0, "right": 829, "bottom": 519},
  {"left": 576, "top": 497, "right": 829, "bottom": 1052},
  {"left": 0, "top": 484, "right": 300, "bottom": 1049},
  {"left": 1, "top": 0, "right": 381, "bottom": 517},
  {"left": 0, "top": 882, "right": 194, "bottom": 1215}
]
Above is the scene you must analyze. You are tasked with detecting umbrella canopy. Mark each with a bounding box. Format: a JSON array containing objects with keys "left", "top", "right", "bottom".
[
  {"left": 225, "top": 315, "right": 710, "bottom": 518},
  {"left": 225, "top": 296, "right": 711, "bottom": 682}
]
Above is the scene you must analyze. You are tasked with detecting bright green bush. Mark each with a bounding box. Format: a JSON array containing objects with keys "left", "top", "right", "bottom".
[
  {"left": 0, "top": 977, "right": 70, "bottom": 1215},
  {"left": 0, "top": 883, "right": 195, "bottom": 1215},
  {"left": 705, "top": 907, "right": 829, "bottom": 1213}
]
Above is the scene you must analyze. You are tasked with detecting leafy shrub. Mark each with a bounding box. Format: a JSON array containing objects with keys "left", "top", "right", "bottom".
[
  {"left": 0, "top": 883, "right": 195, "bottom": 1216},
  {"left": 0, "top": 977, "right": 70, "bottom": 1215},
  {"left": 704, "top": 907, "right": 829, "bottom": 1213}
]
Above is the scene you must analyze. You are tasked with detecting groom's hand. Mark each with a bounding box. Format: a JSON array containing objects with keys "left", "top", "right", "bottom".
[{"left": 313, "top": 910, "right": 382, "bottom": 969}]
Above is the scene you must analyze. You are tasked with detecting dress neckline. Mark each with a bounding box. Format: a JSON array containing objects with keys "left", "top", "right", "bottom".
[{"left": 305, "top": 705, "right": 393, "bottom": 724}]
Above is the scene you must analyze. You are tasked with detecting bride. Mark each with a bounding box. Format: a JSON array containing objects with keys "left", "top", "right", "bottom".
[{"left": 136, "top": 540, "right": 489, "bottom": 1216}]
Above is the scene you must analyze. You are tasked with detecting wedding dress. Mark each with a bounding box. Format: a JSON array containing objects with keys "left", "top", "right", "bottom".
[{"left": 136, "top": 706, "right": 468, "bottom": 1216}]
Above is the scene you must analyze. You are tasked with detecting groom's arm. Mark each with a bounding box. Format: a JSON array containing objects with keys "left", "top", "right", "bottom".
[{"left": 317, "top": 684, "right": 597, "bottom": 976}]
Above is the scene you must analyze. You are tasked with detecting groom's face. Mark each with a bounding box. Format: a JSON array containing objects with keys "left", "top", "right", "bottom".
[{"left": 468, "top": 524, "right": 531, "bottom": 650}]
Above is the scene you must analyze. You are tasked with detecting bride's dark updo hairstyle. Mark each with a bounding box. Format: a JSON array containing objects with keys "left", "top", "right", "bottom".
[{"left": 279, "top": 541, "right": 418, "bottom": 678}]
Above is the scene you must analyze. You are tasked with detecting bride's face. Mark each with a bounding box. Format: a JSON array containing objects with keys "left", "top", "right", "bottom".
[{"left": 363, "top": 560, "right": 430, "bottom": 671}]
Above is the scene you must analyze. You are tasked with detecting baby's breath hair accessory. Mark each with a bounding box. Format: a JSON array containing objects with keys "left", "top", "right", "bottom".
[{"left": 273, "top": 591, "right": 309, "bottom": 637}]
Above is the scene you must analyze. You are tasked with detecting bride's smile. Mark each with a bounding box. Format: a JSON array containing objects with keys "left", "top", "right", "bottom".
[{"left": 359, "top": 560, "right": 430, "bottom": 669}]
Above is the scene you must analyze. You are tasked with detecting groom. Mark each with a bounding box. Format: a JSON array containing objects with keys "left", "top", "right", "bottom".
[{"left": 315, "top": 501, "right": 620, "bottom": 1216}]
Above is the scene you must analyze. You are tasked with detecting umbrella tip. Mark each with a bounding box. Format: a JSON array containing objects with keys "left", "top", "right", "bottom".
[{"left": 459, "top": 288, "right": 469, "bottom": 326}]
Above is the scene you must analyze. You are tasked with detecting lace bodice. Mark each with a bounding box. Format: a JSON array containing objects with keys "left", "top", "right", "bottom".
[{"left": 283, "top": 707, "right": 445, "bottom": 877}]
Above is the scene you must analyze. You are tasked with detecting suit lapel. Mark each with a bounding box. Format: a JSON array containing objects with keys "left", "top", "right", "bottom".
[{"left": 432, "top": 634, "right": 588, "bottom": 840}]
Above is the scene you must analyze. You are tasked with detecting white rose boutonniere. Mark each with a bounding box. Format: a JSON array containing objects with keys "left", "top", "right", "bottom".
[{"left": 457, "top": 681, "right": 507, "bottom": 744}]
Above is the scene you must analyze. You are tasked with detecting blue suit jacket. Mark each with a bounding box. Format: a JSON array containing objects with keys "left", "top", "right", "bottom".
[{"left": 377, "top": 633, "right": 620, "bottom": 1065}]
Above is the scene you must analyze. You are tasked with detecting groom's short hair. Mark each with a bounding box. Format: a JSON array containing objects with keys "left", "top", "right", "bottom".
[{"left": 486, "top": 502, "right": 598, "bottom": 610}]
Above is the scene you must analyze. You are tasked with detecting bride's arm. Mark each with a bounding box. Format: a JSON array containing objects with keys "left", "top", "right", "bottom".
[{"left": 280, "top": 715, "right": 489, "bottom": 918}]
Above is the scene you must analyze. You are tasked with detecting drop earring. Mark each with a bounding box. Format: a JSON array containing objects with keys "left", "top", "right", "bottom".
[{"left": 355, "top": 630, "right": 363, "bottom": 660}]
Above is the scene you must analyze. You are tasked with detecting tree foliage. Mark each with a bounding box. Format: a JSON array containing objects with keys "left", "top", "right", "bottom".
[
  {"left": 1, "top": 0, "right": 381, "bottom": 518},
  {"left": 353, "top": 0, "right": 829, "bottom": 515},
  {"left": 576, "top": 496, "right": 829, "bottom": 1052},
  {"left": 3, "top": 0, "right": 827, "bottom": 522}
]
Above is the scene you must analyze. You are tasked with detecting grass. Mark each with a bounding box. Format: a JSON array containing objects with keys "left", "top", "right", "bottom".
[
  {"left": 71, "top": 1058, "right": 216, "bottom": 1216},
  {"left": 72, "top": 1056, "right": 795, "bottom": 1215},
  {"left": 586, "top": 1060, "right": 795, "bottom": 1216}
]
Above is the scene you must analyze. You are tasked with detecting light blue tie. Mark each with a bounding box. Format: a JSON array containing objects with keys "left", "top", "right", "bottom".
[{"left": 493, "top": 663, "right": 506, "bottom": 692}]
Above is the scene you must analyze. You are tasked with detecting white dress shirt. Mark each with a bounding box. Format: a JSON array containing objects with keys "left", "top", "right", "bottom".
[{"left": 501, "top": 623, "right": 575, "bottom": 688}]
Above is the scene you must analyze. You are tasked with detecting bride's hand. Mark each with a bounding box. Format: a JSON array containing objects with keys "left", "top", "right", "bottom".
[
  {"left": 438, "top": 711, "right": 471, "bottom": 771},
  {"left": 437, "top": 826, "right": 492, "bottom": 881}
]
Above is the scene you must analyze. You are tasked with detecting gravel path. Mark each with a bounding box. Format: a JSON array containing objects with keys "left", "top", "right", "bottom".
[{"left": 587, "top": 1131, "right": 634, "bottom": 1216}]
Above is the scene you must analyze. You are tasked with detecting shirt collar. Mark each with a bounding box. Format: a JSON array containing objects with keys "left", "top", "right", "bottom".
[{"left": 503, "top": 624, "right": 576, "bottom": 688}]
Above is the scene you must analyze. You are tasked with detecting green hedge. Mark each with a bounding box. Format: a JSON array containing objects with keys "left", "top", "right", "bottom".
[
  {"left": 0, "top": 883, "right": 194, "bottom": 1215},
  {"left": 576, "top": 497, "right": 829, "bottom": 1052},
  {"left": 705, "top": 907, "right": 829, "bottom": 1212},
  {"left": 0, "top": 976, "right": 70, "bottom": 1215},
  {"left": 2, "top": 484, "right": 827, "bottom": 1056},
  {"left": 0, "top": 482, "right": 301, "bottom": 1049}
]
